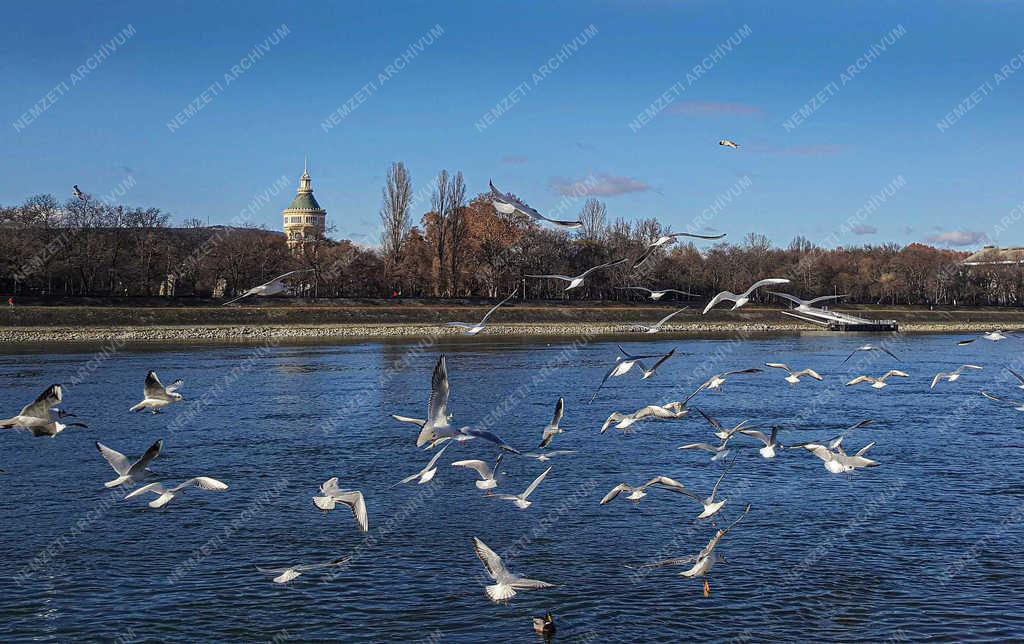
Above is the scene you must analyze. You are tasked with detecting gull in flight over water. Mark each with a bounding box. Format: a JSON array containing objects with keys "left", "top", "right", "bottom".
[
  {"left": 931, "top": 365, "right": 983, "bottom": 388},
  {"left": 397, "top": 444, "right": 450, "bottom": 485},
  {"left": 538, "top": 398, "right": 565, "bottom": 448},
  {"left": 223, "top": 269, "right": 314, "bottom": 306},
  {"left": 599, "top": 475, "right": 689, "bottom": 505},
  {"left": 696, "top": 368, "right": 763, "bottom": 393},
  {"left": 738, "top": 426, "right": 783, "bottom": 459},
  {"left": 793, "top": 438, "right": 878, "bottom": 474},
  {"left": 492, "top": 466, "right": 551, "bottom": 509},
  {"left": 0, "top": 384, "right": 87, "bottom": 437},
  {"left": 452, "top": 454, "right": 504, "bottom": 490},
  {"left": 958, "top": 330, "right": 1015, "bottom": 346},
  {"left": 590, "top": 345, "right": 663, "bottom": 402},
  {"left": 636, "top": 308, "right": 688, "bottom": 334},
  {"left": 489, "top": 180, "right": 582, "bottom": 229},
  {"left": 96, "top": 439, "right": 162, "bottom": 488},
  {"left": 764, "top": 363, "right": 823, "bottom": 384},
  {"left": 616, "top": 286, "right": 700, "bottom": 301},
  {"left": 631, "top": 231, "right": 726, "bottom": 270},
  {"left": 257, "top": 556, "right": 351, "bottom": 584},
  {"left": 768, "top": 291, "right": 848, "bottom": 313},
  {"left": 130, "top": 371, "right": 183, "bottom": 413},
  {"left": 846, "top": 370, "right": 909, "bottom": 389},
  {"left": 629, "top": 504, "right": 751, "bottom": 597},
  {"left": 981, "top": 391, "right": 1024, "bottom": 412},
  {"left": 718, "top": 139, "right": 740, "bottom": 149},
  {"left": 703, "top": 278, "right": 790, "bottom": 314},
  {"left": 679, "top": 435, "right": 733, "bottom": 462},
  {"left": 1008, "top": 368, "right": 1024, "bottom": 390},
  {"left": 790, "top": 419, "right": 875, "bottom": 453},
  {"left": 313, "top": 477, "right": 368, "bottom": 532},
  {"left": 522, "top": 450, "right": 576, "bottom": 463},
  {"left": 637, "top": 348, "right": 677, "bottom": 379},
  {"left": 446, "top": 289, "right": 518, "bottom": 335},
  {"left": 473, "top": 537, "right": 555, "bottom": 602},
  {"left": 695, "top": 409, "right": 753, "bottom": 442},
  {"left": 674, "top": 457, "right": 736, "bottom": 519},
  {"left": 841, "top": 344, "right": 899, "bottom": 365},
  {"left": 124, "top": 477, "right": 228, "bottom": 508},
  {"left": 527, "top": 258, "right": 629, "bottom": 292},
  {"left": 600, "top": 402, "right": 686, "bottom": 434}
]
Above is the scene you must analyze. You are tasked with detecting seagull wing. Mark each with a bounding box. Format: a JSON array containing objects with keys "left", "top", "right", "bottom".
[
  {"left": 165, "top": 379, "right": 184, "bottom": 394},
  {"left": 579, "top": 257, "right": 629, "bottom": 278},
  {"left": 96, "top": 442, "right": 130, "bottom": 475},
  {"left": 391, "top": 414, "right": 426, "bottom": 427},
  {"left": 600, "top": 483, "right": 630, "bottom": 504},
  {"left": 124, "top": 482, "right": 166, "bottom": 499},
  {"left": 525, "top": 274, "right": 574, "bottom": 282},
  {"left": 451, "top": 459, "right": 493, "bottom": 480},
  {"left": 666, "top": 232, "right": 727, "bottom": 241},
  {"left": 509, "top": 576, "right": 555, "bottom": 590},
  {"left": 654, "top": 308, "right": 688, "bottom": 328},
  {"left": 646, "top": 349, "right": 677, "bottom": 373},
  {"left": 472, "top": 537, "right": 507, "bottom": 581},
  {"left": 459, "top": 428, "right": 520, "bottom": 454},
  {"left": 957, "top": 338, "right": 977, "bottom": 346},
  {"left": 695, "top": 408, "right": 723, "bottom": 431},
  {"left": 175, "top": 477, "right": 229, "bottom": 492},
  {"left": 1008, "top": 367, "right": 1024, "bottom": 385},
  {"left": 427, "top": 355, "right": 449, "bottom": 426},
  {"left": 661, "top": 289, "right": 700, "bottom": 297},
  {"left": 702, "top": 291, "right": 737, "bottom": 314},
  {"left": 794, "top": 369, "right": 823, "bottom": 380},
  {"left": 126, "top": 439, "right": 163, "bottom": 477},
  {"left": 617, "top": 286, "right": 653, "bottom": 294},
  {"left": 767, "top": 291, "right": 805, "bottom": 306},
  {"left": 879, "top": 346, "right": 900, "bottom": 361},
  {"left": 679, "top": 443, "right": 717, "bottom": 453},
  {"left": 630, "top": 246, "right": 657, "bottom": 270},
  {"left": 846, "top": 376, "right": 872, "bottom": 386},
  {"left": 550, "top": 397, "right": 564, "bottom": 428},
  {"left": 424, "top": 443, "right": 450, "bottom": 471},
  {"left": 21, "top": 384, "right": 63, "bottom": 419},
  {"left": 742, "top": 278, "right": 791, "bottom": 297},
  {"left": 479, "top": 289, "right": 518, "bottom": 325},
  {"left": 143, "top": 371, "right": 169, "bottom": 400},
  {"left": 630, "top": 556, "right": 698, "bottom": 569},
  {"left": 521, "top": 466, "right": 552, "bottom": 499},
  {"left": 723, "top": 368, "right": 762, "bottom": 377},
  {"left": 806, "top": 294, "right": 848, "bottom": 305},
  {"left": 764, "top": 362, "right": 791, "bottom": 373},
  {"left": 930, "top": 373, "right": 946, "bottom": 389},
  {"left": 738, "top": 428, "right": 770, "bottom": 445},
  {"left": 337, "top": 490, "right": 368, "bottom": 532}
]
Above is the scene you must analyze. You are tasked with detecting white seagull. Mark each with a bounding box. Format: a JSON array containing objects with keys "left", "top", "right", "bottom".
[
  {"left": 631, "top": 231, "right": 726, "bottom": 270},
  {"left": 841, "top": 344, "right": 899, "bottom": 365},
  {"left": 129, "top": 371, "right": 183, "bottom": 413},
  {"left": 637, "top": 348, "right": 677, "bottom": 379},
  {"left": 718, "top": 139, "right": 740, "bottom": 149},
  {"left": 538, "top": 398, "right": 565, "bottom": 448},
  {"left": 694, "top": 408, "right": 753, "bottom": 441},
  {"left": 698, "top": 368, "right": 763, "bottom": 393},
  {"left": 764, "top": 362, "right": 823, "bottom": 384},
  {"left": 768, "top": 291, "right": 848, "bottom": 313},
  {"left": 931, "top": 364, "right": 983, "bottom": 388},
  {"left": 223, "top": 269, "right": 314, "bottom": 306},
  {"left": 257, "top": 556, "right": 351, "bottom": 584},
  {"left": 96, "top": 439, "right": 162, "bottom": 488},
  {"left": 527, "top": 257, "right": 629, "bottom": 292},
  {"left": 678, "top": 435, "right": 733, "bottom": 462},
  {"left": 796, "top": 439, "right": 878, "bottom": 474},
  {"left": 674, "top": 459, "right": 736, "bottom": 519},
  {"left": 616, "top": 286, "right": 700, "bottom": 301},
  {"left": 600, "top": 475, "right": 689, "bottom": 505},
  {"left": 489, "top": 180, "right": 582, "bottom": 229},
  {"left": 452, "top": 454, "right": 504, "bottom": 490},
  {"left": 446, "top": 289, "right": 518, "bottom": 335},
  {"left": 738, "top": 426, "right": 783, "bottom": 459},
  {"left": 473, "top": 537, "right": 555, "bottom": 602},
  {"left": 397, "top": 444, "right": 450, "bottom": 485},
  {"left": 703, "top": 278, "right": 790, "bottom": 314},
  {"left": 124, "top": 477, "right": 228, "bottom": 508},
  {"left": 0, "top": 384, "right": 87, "bottom": 437},
  {"left": 312, "top": 477, "right": 369, "bottom": 532},
  {"left": 981, "top": 391, "right": 1024, "bottom": 412},
  {"left": 636, "top": 308, "right": 688, "bottom": 334},
  {"left": 1008, "top": 368, "right": 1024, "bottom": 390},
  {"left": 492, "top": 466, "right": 551, "bottom": 509},
  {"left": 846, "top": 370, "right": 909, "bottom": 389},
  {"left": 590, "top": 345, "right": 664, "bottom": 402},
  {"left": 958, "top": 330, "right": 1014, "bottom": 345},
  {"left": 522, "top": 450, "right": 576, "bottom": 463},
  {"left": 600, "top": 402, "right": 686, "bottom": 434}
]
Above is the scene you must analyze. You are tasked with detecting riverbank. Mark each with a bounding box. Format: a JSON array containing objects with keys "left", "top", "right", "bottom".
[{"left": 0, "top": 302, "right": 1021, "bottom": 343}]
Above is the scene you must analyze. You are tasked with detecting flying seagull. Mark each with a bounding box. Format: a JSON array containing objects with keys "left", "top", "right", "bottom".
[
  {"left": 473, "top": 537, "right": 555, "bottom": 603},
  {"left": 673, "top": 457, "right": 736, "bottom": 519},
  {"left": 768, "top": 291, "right": 848, "bottom": 312},
  {"left": 636, "top": 308, "right": 688, "bottom": 334},
  {"left": 489, "top": 180, "right": 582, "bottom": 229},
  {"left": 697, "top": 368, "right": 763, "bottom": 393},
  {"left": 446, "top": 289, "right": 518, "bottom": 335},
  {"left": 527, "top": 258, "right": 629, "bottom": 292},
  {"left": 129, "top": 371, "right": 183, "bottom": 413},
  {"left": 789, "top": 419, "right": 876, "bottom": 452},
  {"left": 538, "top": 398, "right": 565, "bottom": 448},
  {"left": 223, "top": 269, "right": 314, "bottom": 306},
  {"left": 590, "top": 345, "right": 663, "bottom": 402},
  {"left": 452, "top": 454, "right": 504, "bottom": 490},
  {"left": 72, "top": 185, "right": 88, "bottom": 200},
  {"left": 124, "top": 477, "right": 228, "bottom": 508},
  {"left": 764, "top": 362, "right": 823, "bottom": 384},
  {"left": 397, "top": 444, "right": 450, "bottom": 485},
  {"left": 718, "top": 139, "right": 740, "bottom": 149},
  {"left": 1008, "top": 368, "right": 1024, "bottom": 390},
  {"left": 958, "top": 330, "right": 1014, "bottom": 345},
  {"left": 599, "top": 475, "right": 689, "bottom": 505},
  {"left": 678, "top": 435, "right": 733, "bottom": 462},
  {"left": 637, "top": 348, "right": 677, "bottom": 379},
  {"left": 631, "top": 231, "right": 726, "bottom": 270},
  {"left": 981, "top": 391, "right": 1024, "bottom": 412},
  {"left": 846, "top": 370, "right": 909, "bottom": 389},
  {"left": 794, "top": 439, "right": 878, "bottom": 474},
  {"left": 616, "top": 286, "right": 700, "bottom": 301},
  {"left": 600, "top": 402, "right": 687, "bottom": 434},
  {"left": 694, "top": 408, "right": 753, "bottom": 442},
  {"left": 841, "top": 344, "right": 899, "bottom": 365},
  {"left": 738, "top": 426, "right": 783, "bottom": 459},
  {"left": 931, "top": 364, "right": 983, "bottom": 388},
  {"left": 522, "top": 450, "right": 576, "bottom": 463},
  {"left": 492, "top": 466, "right": 551, "bottom": 509},
  {"left": 96, "top": 439, "right": 162, "bottom": 488},
  {"left": 703, "top": 278, "right": 790, "bottom": 314},
  {"left": 257, "top": 556, "right": 351, "bottom": 584},
  {"left": 0, "top": 384, "right": 87, "bottom": 437},
  {"left": 312, "top": 477, "right": 368, "bottom": 532}
]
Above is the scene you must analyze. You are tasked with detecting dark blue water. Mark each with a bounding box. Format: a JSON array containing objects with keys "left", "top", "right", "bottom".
[{"left": 2, "top": 333, "right": 1024, "bottom": 643}]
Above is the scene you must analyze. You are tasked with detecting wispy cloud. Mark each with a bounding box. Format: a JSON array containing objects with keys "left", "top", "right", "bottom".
[
  {"left": 670, "top": 101, "right": 762, "bottom": 116},
  {"left": 549, "top": 173, "right": 651, "bottom": 197},
  {"left": 776, "top": 144, "right": 845, "bottom": 157},
  {"left": 851, "top": 224, "right": 877, "bottom": 235},
  {"left": 500, "top": 155, "right": 529, "bottom": 165},
  {"left": 925, "top": 230, "right": 989, "bottom": 247}
]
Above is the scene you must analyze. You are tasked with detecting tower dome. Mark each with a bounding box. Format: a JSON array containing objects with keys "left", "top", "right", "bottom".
[{"left": 282, "top": 157, "right": 327, "bottom": 250}]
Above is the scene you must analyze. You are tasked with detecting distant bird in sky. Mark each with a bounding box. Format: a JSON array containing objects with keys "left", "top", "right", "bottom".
[
  {"left": 718, "top": 139, "right": 740, "bottom": 149},
  {"left": 446, "top": 289, "right": 518, "bottom": 336},
  {"left": 768, "top": 291, "right": 848, "bottom": 312},
  {"left": 313, "top": 477, "right": 368, "bottom": 532},
  {"left": 397, "top": 444, "right": 450, "bottom": 485},
  {"left": 764, "top": 362, "right": 823, "bottom": 384},
  {"left": 841, "top": 344, "right": 899, "bottom": 365},
  {"left": 0, "top": 384, "right": 87, "bottom": 437},
  {"left": 222, "top": 269, "right": 313, "bottom": 306},
  {"left": 958, "top": 330, "right": 1014, "bottom": 345},
  {"left": 599, "top": 475, "right": 689, "bottom": 505},
  {"left": 489, "top": 180, "right": 582, "bottom": 229},
  {"left": 703, "top": 278, "right": 790, "bottom": 314},
  {"left": 452, "top": 454, "right": 503, "bottom": 490},
  {"left": 931, "top": 364, "right": 983, "bottom": 388},
  {"left": 473, "top": 537, "right": 554, "bottom": 602},
  {"left": 631, "top": 231, "right": 726, "bottom": 270},
  {"left": 96, "top": 439, "right": 162, "bottom": 488},
  {"left": 130, "top": 371, "right": 183, "bottom": 413},
  {"left": 527, "top": 258, "right": 628, "bottom": 292},
  {"left": 635, "top": 308, "right": 688, "bottom": 334},
  {"left": 124, "top": 476, "right": 228, "bottom": 508},
  {"left": 491, "top": 466, "right": 551, "bottom": 509},
  {"left": 257, "top": 556, "right": 351, "bottom": 584},
  {"left": 538, "top": 398, "right": 565, "bottom": 448},
  {"left": 616, "top": 286, "right": 699, "bottom": 301},
  {"left": 72, "top": 185, "right": 87, "bottom": 200},
  {"left": 981, "top": 391, "right": 1024, "bottom": 412},
  {"left": 846, "top": 370, "right": 909, "bottom": 389}
]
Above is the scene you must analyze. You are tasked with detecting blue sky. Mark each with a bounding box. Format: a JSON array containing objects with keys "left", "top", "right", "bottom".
[{"left": 2, "top": 0, "right": 1023, "bottom": 249}]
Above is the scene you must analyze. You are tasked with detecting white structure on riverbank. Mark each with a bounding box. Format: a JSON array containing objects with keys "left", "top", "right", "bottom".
[{"left": 282, "top": 158, "right": 327, "bottom": 250}]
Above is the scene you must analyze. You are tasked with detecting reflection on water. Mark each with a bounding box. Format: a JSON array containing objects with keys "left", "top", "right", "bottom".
[{"left": 1, "top": 333, "right": 1023, "bottom": 642}]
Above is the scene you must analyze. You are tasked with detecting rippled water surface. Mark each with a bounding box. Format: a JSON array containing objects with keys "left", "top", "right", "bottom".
[{"left": 2, "top": 333, "right": 1024, "bottom": 643}]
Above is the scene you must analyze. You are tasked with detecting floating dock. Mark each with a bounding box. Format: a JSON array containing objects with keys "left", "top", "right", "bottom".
[{"left": 781, "top": 309, "right": 899, "bottom": 332}]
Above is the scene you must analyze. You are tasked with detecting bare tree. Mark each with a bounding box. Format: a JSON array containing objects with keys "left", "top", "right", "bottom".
[
  {"left": 446, "top": 171, "right": 468, "bottom": 295},
  {"left": 379, "top": 161, "right": 412, "bottom": 276},
  {"left": 577, "top": 198, "right": 607, "bottom": 241},
  {"left": 428, "top": 169, "right": 451, "bottom": 297}
]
